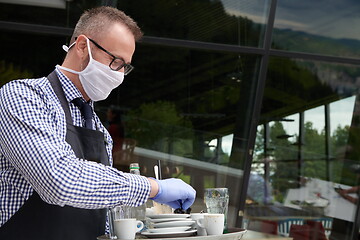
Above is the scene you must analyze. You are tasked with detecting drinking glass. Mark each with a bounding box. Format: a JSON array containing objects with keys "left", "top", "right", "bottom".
[
  {"left": 204, "top": 188, "right": 229, "bottom": 230},
  {"left": 108, "top": 205, "right": 132, "bottom": 238}
]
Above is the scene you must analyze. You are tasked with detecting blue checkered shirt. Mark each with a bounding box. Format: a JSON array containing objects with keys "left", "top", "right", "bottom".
[{"left": 0, "top": 67, "right": 150, "bottom": 227}]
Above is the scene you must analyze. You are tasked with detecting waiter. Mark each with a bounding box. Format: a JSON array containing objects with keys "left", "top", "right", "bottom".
[{"left": 0, "top": 6, "right": 196, "bottom": 240}]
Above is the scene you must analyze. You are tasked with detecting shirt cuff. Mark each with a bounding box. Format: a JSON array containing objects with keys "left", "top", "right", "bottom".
[{"left": 125, "top": 173, "right": 151, "bottom": 207}]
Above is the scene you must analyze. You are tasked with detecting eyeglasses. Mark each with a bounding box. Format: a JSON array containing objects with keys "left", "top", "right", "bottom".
[{"left": 87, "top": 38, "right": 134, "bottom": 75}]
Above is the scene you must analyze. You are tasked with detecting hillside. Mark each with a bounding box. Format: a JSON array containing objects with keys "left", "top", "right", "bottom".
[{"left": 272, "top": 28, "right": 360, "bottom": 58}]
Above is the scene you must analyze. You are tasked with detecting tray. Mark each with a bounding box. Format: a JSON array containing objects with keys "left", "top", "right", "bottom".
[{"left": 98, "top": 228, "right": 247, "bottom": 240}]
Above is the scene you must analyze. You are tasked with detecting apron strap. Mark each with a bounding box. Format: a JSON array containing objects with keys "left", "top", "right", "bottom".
[{"left": 47, "top": 70, "right": 73, "bottom": 125}]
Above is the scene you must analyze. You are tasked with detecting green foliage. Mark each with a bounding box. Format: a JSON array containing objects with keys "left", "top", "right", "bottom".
[
  {"left": 254, "top": 121, "right": 352, "bottom": 203},
  {"left": 172, "top": 168, "right": 191, "bottom": 185},
  {"left": 273, "top": 29, "right": 360, "bottom": 59},
  {"left": 332, "top": 125, "right": 350, "bottom": 148},
  {"left": 302, "top": 122, "right": 326, "bottom": 178},
  {"left": 126, "top": 101, "right": 194, "bottom": 151},
  {"left": 136, "top": 101, "right": 182, "bottom": 125},
  {"left": 203, "top": 175, "right": 216, "bottom": 189},
  {"left": 0, "top": 61, "right": 33, "bottom": 87},
  {"left": 117, "top": 0, "right": 262, "bottom": 46}
]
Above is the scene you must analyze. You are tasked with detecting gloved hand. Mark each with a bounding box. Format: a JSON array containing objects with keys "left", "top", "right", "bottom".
[{"left": 150, "top": 178, "right": 196, "bottom": 210}]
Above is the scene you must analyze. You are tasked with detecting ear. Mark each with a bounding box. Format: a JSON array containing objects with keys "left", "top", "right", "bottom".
[{"left": 74, "top": 35, "right": 89, "bottom": 59}]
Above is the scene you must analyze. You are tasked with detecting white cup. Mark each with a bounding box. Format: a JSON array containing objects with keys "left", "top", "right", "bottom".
[
  {"left": 190, "top": 213, "right": 207, "bottom": 236},
  {"left": 197, "top": 214, "right": 224, "bottom": 235},
  {"left": 114, "top": 218, "right": 144, "bottom": 240}
]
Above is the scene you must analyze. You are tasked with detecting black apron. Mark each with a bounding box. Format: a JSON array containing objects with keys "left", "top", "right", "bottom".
[{"left": 0, "top": 71, "right": 109, "bottom": 240}]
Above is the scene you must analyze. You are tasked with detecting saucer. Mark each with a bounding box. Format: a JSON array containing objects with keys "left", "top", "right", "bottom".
[
  {"left": 153, "top": 220, "right": 195, "bottom": 228},
  {"left": 141, "top": 229, "right": 197, "bottom": 238},
  {"left": 147, "top": 217, "right": 191, "bottom": 223},
  {"left": 146, "top": 214, "right": 190, "bottom": 219},
  {"left": 147, "top": 226, "right": 191, "bottom": 233}
]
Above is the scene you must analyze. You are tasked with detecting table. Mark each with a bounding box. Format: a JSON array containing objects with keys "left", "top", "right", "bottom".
[
  {"left": 243, "top": 230, "right": 292, "bottom": 240},
  {"left": 246, "top": 216, "right": 318, "bottom": 221},
  {"left": 98, "top": 228, "right": 247, "bottom": 240},
  {"left": 284, "top": 178, "right": 356, "bottom": 222},
  {"left": 99, "top": 229, "right": 293, "bottom": 240}
]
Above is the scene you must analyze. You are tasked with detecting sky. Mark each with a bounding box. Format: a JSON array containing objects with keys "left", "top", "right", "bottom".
[
  {"left": 220, "top": 0, "right": 360, "bottom": 40},
  {"left": 214, "top": 96, "right": 356, "bottom": 156},
  {"left": 273, "top": 96, "right": 356, "bottom": 143}
]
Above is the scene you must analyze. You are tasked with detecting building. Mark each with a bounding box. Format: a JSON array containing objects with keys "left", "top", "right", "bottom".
[{"left": 1, "top": 0, "right": 360, "bottom": 239}]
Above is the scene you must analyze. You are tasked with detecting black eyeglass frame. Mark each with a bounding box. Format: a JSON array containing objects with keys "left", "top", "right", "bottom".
[{"left": 86, "top": 38, "right": 134, "bottom": 75}]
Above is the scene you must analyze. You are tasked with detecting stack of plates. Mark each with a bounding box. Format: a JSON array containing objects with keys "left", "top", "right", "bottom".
[{"left": 141, "top": 214, "right": 197, "bottom": 238}]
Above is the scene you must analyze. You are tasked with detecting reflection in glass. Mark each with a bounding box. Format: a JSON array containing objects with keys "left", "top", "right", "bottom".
[
  {"left": 0, "top": 1, "right": 93, "bottom": 27},
  {"left": 272, "top": 0, "right": 360, "bottom": 57},
  {"left": 2, "top": 0, "right": 360, "bottom": 237},
  {"left": 0, "top": 32, "right": 67, "bottom": 85},
  {"left": 248, "top": 57, "right": 360, "bottom": 238},
  {"left": 330, "top": 97, "right": 355, "bottom": 136},
  {"left": 0, "top": 0, "right": 66, "bottom": 9},
  {"left": 303, "top": 106, "right": 326, "bottom": 178},
  {"left": 118, "top": 0, "right": 268, "bottom": 47},
  {"left": 96, "top": 44, "right": 261, "bottom": 228},
  {"left": 329, "top": 96, "right": 356, "bottom": 183}
]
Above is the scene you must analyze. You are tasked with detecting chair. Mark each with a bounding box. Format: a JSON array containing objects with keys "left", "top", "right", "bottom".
[
  {"left": 289, "top": 224, "right": 310, "bottom": 240},
  {"left": 261, "top": 220, "right": 278, "bottom": 235},
  {"left": 306, "top": 220, "right": 327, "bottom": 240},
  {"left": 112, "top": 138, "right": 137, "bottom": 168},
  {"left": 278, "top": 218, "right": 304, "bottom": 237},
  {"left": 311, "top": 218, "right": 333, "bottom": 239}
]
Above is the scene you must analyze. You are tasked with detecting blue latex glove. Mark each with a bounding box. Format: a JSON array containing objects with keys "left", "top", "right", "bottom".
[{"left": 150, "top": 178, "right": 196, "bottom": 210}]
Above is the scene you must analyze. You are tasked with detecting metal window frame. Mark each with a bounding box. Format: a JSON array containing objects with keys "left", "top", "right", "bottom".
[{"left": 2, "top": 0, "right": 360, "bottom": 236}]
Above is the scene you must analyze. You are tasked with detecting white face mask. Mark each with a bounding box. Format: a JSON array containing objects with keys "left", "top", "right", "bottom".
[{"left": 58, "top": 38, "right": 124, "bottom": 101}]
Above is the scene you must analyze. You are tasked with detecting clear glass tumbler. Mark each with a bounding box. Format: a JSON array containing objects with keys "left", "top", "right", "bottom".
[
  {"left": 108, "top": 205, "right": 132, "bottom": 239},
  {"left": 204, "top": 188, "right": 229, "bottom": 231}
]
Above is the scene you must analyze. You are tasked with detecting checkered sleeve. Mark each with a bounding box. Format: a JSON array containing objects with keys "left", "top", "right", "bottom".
[{"left": 0, "top": 79, "right": 150, "bottom": 209}]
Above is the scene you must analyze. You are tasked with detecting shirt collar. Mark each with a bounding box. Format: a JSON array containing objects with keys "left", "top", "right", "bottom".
[{"left": 54, "top": 65, "right": 94, "bottom": 107}]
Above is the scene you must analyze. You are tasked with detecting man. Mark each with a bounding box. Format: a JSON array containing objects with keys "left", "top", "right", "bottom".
[
  {"left": 336, "top": 186, "right": 359, "bottom": 204},
  {"left": 0, "top": 6, "right": 196, "bottom": 240}
]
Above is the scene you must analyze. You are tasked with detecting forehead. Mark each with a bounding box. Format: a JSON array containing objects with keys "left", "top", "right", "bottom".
[{"left": 97, "top": 23, "right": 136, "bottom": 62}]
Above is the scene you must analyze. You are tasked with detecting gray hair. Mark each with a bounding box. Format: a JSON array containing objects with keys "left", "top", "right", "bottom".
[{"left": 71, "top": 6, "right": 143, "bottom": 42}]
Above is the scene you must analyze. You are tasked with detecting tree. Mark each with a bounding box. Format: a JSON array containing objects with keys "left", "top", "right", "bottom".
[
  {"left": 253, "top": 120, "right": 353, "bottom": 203},
  {"left": 303, "top": 122, "right": 326, "bottom": 178},
  {"left": 126, "top": 100, "right": 194, "bottom": 155}
]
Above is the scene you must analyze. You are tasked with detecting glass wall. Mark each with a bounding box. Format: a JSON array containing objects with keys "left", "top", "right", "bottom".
[
  {"left": 249, "top": 58, "right": 360, "bottom": 239},
  {"left": 99, "top": 44, "right": 262, "bottom": 228},
  {"left": 272, "top": 0, "right": 360, "bottom": 58},
  {"left": 118, "top": 0, "right": 268, "bottom": 47},
  {"left": 0, "top": 0, "right": 268, "bottom": 230},
  {"left": 1, "top": 0, "right": 360, "bottom": 239}
]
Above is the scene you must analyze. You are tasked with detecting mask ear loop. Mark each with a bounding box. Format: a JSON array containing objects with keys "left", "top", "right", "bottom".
[
  {"left": 62, "top": 41, "right": 76, "bottom": 52},
  {"left": 84, "top": 37, "right": 94, "bottom": 59}
]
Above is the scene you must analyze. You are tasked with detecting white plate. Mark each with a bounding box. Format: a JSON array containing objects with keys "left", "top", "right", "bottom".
[
  {"left": 147, "top": 214, "right": 190, "bottom": 219},
  {"left": 98, "top": 229, "right": 247, "bottom": 240},
  {"left": 153, "top": 220, "right": 195, "bottom": 228},
  {"left": 147, "top": 217, "right": 191, "bottom": 223},
  {"left": 147, "top": 226, "right": 191, "bottom": 233},
  {"left": 141, "top": 229, "right": 197, "bottom": 238}
]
